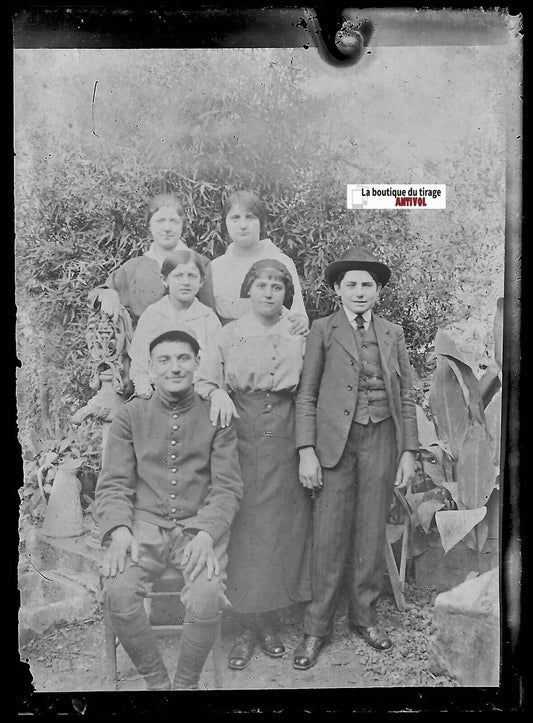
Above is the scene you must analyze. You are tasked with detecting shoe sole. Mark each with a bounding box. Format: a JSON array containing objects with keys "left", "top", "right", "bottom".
[
  {"left": 228, "top": 658, "right": 253, "bottom": 671},
  {"left": 292, "top": 659, "right": 317, "bottom": 670},
  {"left": 261, "top": 646, "right": 286, "bottom": 658}
]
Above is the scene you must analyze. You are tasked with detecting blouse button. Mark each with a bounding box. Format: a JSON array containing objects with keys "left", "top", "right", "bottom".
[
  {"left": 170, "top": 454, "right": 176, "bottom": 460},
  {"left": 171, "top": 480, "right": 177, "bottom": 485},
  {"left": 172, "top": 425, "right": 178, "bottom": 431},
  {"left": 344, "top": 410, "right": 350, "bottom": 415},
  {"left": 171, "top": 440, "right": 176, "bottom": 446},
  {"left": 171, "top": 508, "right": 177, "bottom": 513},
  {"left": 170, "top": 493, "right": 176, "bottom": 499},
  {"left": 172, "top": 414, "right": 178, "bottom": 419},
  {"left": 347, "top": 385, "right": 353, "bottom": 391},
  {"left": 266, "top": 404, "right": 272, "bottom": 410},
  {"left": 171, "top": 468, "right": 177, "bottom": 473}
]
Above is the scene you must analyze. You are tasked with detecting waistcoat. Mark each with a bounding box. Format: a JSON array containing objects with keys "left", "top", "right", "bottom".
[{"left": 353, "top": 318, "right": 392, "bottom": 424}]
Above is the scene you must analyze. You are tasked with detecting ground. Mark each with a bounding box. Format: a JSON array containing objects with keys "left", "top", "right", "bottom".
[{"left": 20, "top": 582, "right": 456, "bottom": 693}]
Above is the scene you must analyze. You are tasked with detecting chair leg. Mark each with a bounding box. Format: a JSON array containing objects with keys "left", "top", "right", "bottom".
[
  {"left": 398, "top": 515, "right": 410, "bottom": 594},
  {"left": 384, "top": 534, "right": 407, "bottom": 612},
  {"left": 211, "top": 619, "right": 224, "bottom": 689},
  {"left": 103, "top": 607, "right": 119, "bottom": 690}
]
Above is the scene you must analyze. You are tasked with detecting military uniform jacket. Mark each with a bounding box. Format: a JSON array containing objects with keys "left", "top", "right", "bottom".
[
  {"left": 295, "top": 309, "right": 419, "bottom": 468},
  {"left": 95, "top": 388, "right": 243, "bottom": 545}
]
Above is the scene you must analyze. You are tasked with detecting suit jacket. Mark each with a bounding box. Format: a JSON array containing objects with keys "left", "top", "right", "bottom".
[{"left": 295, "top": 309, "right": 419, "bottom": 468}]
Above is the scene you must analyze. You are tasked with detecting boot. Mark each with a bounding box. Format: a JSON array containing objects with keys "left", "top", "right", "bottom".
[
  {"left": 173, "top": 615, "right": 220, "bottom": 690},
  {"left": 228, "top": 613, "right": 257, "bottom": 670},
  {"left": 109, "top": 604, "right": 171, "bottom": 691},
  {"left": 256, "top": 610, "right": 285, "bottom": 658}
]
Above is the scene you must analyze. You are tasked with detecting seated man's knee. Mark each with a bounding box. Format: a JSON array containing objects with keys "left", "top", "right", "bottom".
[
  {"left": 104, "top": 574, "right": 143, "bottom": 616},
  {"left": 182, "top": 576, "right": 226, "bottom": 621}
]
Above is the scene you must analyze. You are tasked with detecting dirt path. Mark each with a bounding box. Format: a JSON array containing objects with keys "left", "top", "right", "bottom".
[{"left": 20, "top": 583, "right": 456, "bottom": 692}]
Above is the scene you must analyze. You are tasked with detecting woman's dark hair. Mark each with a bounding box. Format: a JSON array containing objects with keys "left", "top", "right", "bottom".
[
  {"left": 240, "top": 258, "right": 294, "bottom": 310},
  {"left": 161, "top": 249, "right": 206, "bottom": 286},
  {"left": 146, "top": 194, "right": 187, "bottom": 233},
  {"left": 222, "top": 190, "right": 267, "bottom": 238}
]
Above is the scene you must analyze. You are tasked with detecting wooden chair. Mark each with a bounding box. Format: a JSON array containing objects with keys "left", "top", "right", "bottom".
[{"left": 102, "top": 565, "right": 224, "bottom": 690}]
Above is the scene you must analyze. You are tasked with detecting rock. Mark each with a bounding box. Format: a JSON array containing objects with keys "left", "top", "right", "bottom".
[{"left": 429, "top": 567, "right": 499, "bottom": 686}]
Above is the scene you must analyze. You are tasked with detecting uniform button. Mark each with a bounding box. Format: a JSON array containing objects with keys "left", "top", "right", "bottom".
[
  {"left": 171, "top": 468, "right": 177, "bottom": 473},
  {"left": 170, "top": 454, "right": 176, "bottom": 460},
  {"left": 350, "top": 361, "right": 354, "bottom": 366},
  {"left": 347, "top": 385, "right": 353, "bottom": 391},
  {"left": 171, "top": 508, "right": 177, "bottom": 513},
  {"left": 172, "top": 414, "right": 178, "bottom": 419},
  {"left": 266, "top": 404, "right": 272, "bottom": 410},
  {"left": 171, "top": 480, "right": 177, "bottom": 485},
  {"left": 172, "top": 425, "right": 178, "bottom": 431},
  {"left": 171, "top": 440, "right": 176, "bottom": 445},
  {"left": 344, "top": 410, "right": 350, "bottom": 415},
  {"left": 170, "top": 493, "right": 176, "bottom": 499}
]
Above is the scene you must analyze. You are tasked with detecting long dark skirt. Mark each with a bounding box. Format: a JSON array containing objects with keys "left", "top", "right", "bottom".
[{"left": 226, "top": 390, "right": 312, "bottom": 614}]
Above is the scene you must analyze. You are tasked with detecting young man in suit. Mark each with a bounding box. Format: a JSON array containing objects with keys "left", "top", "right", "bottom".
[
  {"left": 95, "top": 329, "right": 243, "bottom": 689},
  {"left": 293, "top": 247, "right": 418, "bottom": 670}
]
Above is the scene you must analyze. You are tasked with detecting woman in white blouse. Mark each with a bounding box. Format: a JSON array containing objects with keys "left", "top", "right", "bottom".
[
  {"left": 196, "top": 259, "right": 312, "bottom": 672},
  {"left": 129, "top": 249, "right": 221, "bottom": 396},
  {"left": 202, "top": 190, "right": 308, "bottom": 334}
]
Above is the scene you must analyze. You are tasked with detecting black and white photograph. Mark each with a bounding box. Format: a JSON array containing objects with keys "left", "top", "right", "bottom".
[{"left": 15, "top": 6, "right": 522, "bottom": 711}]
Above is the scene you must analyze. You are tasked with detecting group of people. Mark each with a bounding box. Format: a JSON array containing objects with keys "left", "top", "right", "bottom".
[{"left": 94, "top": 189, "right": 419, "bottom": 691}]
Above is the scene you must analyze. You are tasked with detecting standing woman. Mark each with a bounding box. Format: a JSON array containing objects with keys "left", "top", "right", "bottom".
[
  {"left": 90, "top": 193, "right": 210, "bottom": 325},
  {"left": 128, "top": 249, "right": 221, "bottom": 397},
  {"left": 202, "top": 190, "right": 308, "bottom": 333},
  {"left": 196, "top": 258, "right": 312, "bottom": 671}
]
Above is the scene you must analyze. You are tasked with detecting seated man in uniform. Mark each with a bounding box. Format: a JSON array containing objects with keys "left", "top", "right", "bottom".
[{"left": 95, "top": 329, "right": 243, "bottom": 690}]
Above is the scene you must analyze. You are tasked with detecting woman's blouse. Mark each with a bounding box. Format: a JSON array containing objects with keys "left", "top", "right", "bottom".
[
  {"left": 203, "top": 238, "right": 308, "bottom": 324},
  {"left": 195, "top": 312, "right": 305, "bottom": 398},
  {"left": 129, "top": 296, "right": 221, "bottom": 395}
]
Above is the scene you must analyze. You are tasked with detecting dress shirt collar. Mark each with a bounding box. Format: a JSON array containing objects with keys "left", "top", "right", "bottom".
[{"left": 342, "top": 306, "right": 372, "bottom": 330}]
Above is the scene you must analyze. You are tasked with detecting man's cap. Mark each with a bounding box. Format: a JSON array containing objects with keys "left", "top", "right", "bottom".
[{"left": 148, "top": 327, "right": 200, "bottom": 355}]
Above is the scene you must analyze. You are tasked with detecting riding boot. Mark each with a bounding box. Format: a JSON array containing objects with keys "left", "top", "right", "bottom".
[
  {"left": 109, "top": 604, "right": 171, "bottom": 691},
  {"left": 173, "top": 615, "right": 220, "bottom": 690}
]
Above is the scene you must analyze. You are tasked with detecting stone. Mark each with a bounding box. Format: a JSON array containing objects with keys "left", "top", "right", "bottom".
[{"left": 429, "top": 567, "right": 499, "bottom": 686}]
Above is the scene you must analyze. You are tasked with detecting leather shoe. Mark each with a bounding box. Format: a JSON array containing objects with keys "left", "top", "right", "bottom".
[
  {"left": 352, "top": 624, "right": 392, "bottom": 651},
  {"left": 293, "top": 634, "right": 328, "bottom": 670},
  {"left": 228, "top": 629, "right": 256, "bottom": 670},
  {"left": 258, "top": 628, "right": 286, "bottom": 658}
]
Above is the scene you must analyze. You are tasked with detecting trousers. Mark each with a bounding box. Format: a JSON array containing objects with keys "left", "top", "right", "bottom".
[
  {"left": 304, "top": 417, "right": 397, "bottom": 637},
  {"left": 103, "top": 519, "right": 230, "bottom": 689}
]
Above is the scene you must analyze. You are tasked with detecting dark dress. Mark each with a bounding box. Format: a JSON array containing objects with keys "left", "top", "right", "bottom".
[{"left": 196, "top": 313, "right": 312, "bottom": 613}]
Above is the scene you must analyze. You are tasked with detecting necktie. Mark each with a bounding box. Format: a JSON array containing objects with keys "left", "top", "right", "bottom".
[{"left": 355, "top": 314, "right": 365, "bottom": 333}]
